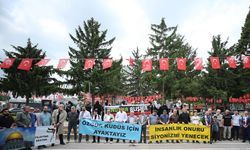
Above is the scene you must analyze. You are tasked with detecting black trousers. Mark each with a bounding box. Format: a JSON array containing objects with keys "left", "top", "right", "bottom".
[
  {"left": 67, "top": 123, "right": 77, "bottom": 141},
  {"left": 212, "top": 131, "right": 218, "bottom": 141},
  {"left": 105, "top": 137, "right": 113, "bottom": 142},
  {"left": 242, "top": 127, "right": 249, "bottom": 141},
  {"left": 93, "top": 136, "right": 100, "bottom": 142},
  {"left": 140, "top": 125, "right": 147, "bottom": 143},
  {"left": 231, "top": 126, "right": 240, "bottom": 140},
  {"left": 79, "top": 134, "right": 89, "bottom": 142}
]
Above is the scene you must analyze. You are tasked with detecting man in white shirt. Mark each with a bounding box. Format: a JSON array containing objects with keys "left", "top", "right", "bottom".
[
  {"left": 115, "top": 106, "right": 127, "bottom": 143},
  {"left": 78, "top": 107, "right": 91, "bottom": 143},
  {"left": 232, "top": 111, "right": 241, "bottom": 140}
]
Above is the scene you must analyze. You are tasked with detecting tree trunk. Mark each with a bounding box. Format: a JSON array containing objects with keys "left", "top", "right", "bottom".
[
  {"left": 26, "top": 96, "right": 29, "bottom": 105},
  {"left": 92, "top": 93, "right": 95, "bottom": 112}
]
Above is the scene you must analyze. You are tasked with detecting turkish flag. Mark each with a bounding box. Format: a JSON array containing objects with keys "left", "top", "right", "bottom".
[
  {"left": 18, "top": 58, "right": 33, "bottom": 71},
  {"left": 243, "top": 56, "right": 250, "bottom": 68},
  {"left": 57, "top": 59, "right": 68, "bottom": 69},
  {"left": 127, "top": 57, "right": 134, "bottom": 67},
  {"left": 142, "top": 59, "right": 152, "bottom": 71},
  {"left": 194, "top": 58, "right": 203, "bottom": 70},
  {"left": 210, "top": 57, "right": 220, "bottom": 69},
  {"left": 102, "top": 59, "right": 112, "bottom": 69},
  {"left": 227, "top": 56, "right": 237, "bottom": 68},
  {"left": 159, "top": 58, "right": 169, "bottom": 70},
  {"left": 177, "top": 58, "right": 186, "bottom": 70},
  {"left": 35, "top": 59, "right": 50, "bottom": 67},
  {"left": 0, "top": 58, "right": 15, "bottom": 69},
  {"left": 84, "top": 59, "right": 95, "bottom": 70}
]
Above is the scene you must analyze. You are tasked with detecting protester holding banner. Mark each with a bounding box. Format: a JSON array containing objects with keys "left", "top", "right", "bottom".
[
  {"left": 37, "top": 106, "right": 52, "bottom": 149},
  {"left": 104, "top": 109, "right": 114, "bottom": 143},
  {"left": 222, "top": 110, "right": 233, "bottom": 141},
  {"left": 78, "top": 106, "right": 92, "bottom": 143},
  {"left": 159, "top": 110, "right": 169, "bottom": 143},
  {"left": 16, "top": 106, "right": 32, "bottom": 127},
  {"left": 204, "top": 111, "right": 212, "bottom": 144},
  {"left": 213, "top": 109, "right": 223, "bottom": 141},
  {"left": 115, "top": 106, "right": 127, "bottom": 143},
  {"left": 92, "top": 109, "right": 101, "bottom": 143},
  {"left": 67, "top": 106, "right": 79, "bottom": 143},
  {"left": 148, "top": 110, "right": 159, "bottom": 144},
  {"left": 52, "top": 104, "right": 67, "bottom": 145},
  {"left": 191, "top": 110, "right": 201, "bottom": 143},
  {"left": 0, "top": 108, "right": 16, "bottom": 128},
  {"left": 127, "top": 111, "right": 138, "bottom": 144},
  {"left": 169, "top": 109, "right": 180, "bottom": 143},
  {"left": 138, "top": 110, "right": 148, "bottom": 144},
  {"left": 179, "top": 107, "right": 190, "bottom": 143}
]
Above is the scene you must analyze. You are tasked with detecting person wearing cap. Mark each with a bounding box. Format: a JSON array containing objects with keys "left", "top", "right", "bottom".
[
  {"left": 148, "top": 110, "right": 159, "bottom": 144},
  {"left": 0, "top": 108, "right": 16, "bottom": 128},
  {"left": 78, "top": 106, "right": 91, "bottom": 143},
  {"left": 16, "top": 106, "right": 32, "bottom": 128},
  {"left": 92, "top": 109, "right": 101, "bottom": 143},
  {"left": 138, "top": 110, "right": 148, "bottom": 143},
  {"left": 52, "top": 103, "right": 67, "bottom": 145},
  {"left": 67, "top": 106, "right": 79, "bottom": 143},
  {"left": 29, "top": 107, "right": 37, "bottom": 127},
  {"left": 127, "top": 111, "right": 138, "bottom": 145},
  {"left": 104, "top": 109, "right": 114, "bottom": 143},
  {"left": 115, "top": 106, "right": 127, "bottom": 143}
]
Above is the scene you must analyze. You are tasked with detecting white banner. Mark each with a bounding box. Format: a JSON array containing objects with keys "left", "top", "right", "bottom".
[{"left": 34, "top": 126, "right": 56, "bottom": 146}]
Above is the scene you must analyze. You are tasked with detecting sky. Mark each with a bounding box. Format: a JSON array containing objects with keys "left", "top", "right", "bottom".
[{"left": 0, "top": 0, "right": 249, "bottom": 69}]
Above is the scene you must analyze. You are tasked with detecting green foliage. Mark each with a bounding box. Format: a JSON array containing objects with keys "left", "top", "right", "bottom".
[
  {"left": 146, "top": 18, "right": 198, "bottom": 100},
  {"left": 0, "top": 39, "right": 59, "bottom": 104},
  {"left": 65, "top": 18, "right": 123, "bottom": 102}
]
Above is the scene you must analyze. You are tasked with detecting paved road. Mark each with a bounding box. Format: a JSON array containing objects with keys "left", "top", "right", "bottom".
[{"left": 34, "top": 140, "right": 250, "bottom": 150}]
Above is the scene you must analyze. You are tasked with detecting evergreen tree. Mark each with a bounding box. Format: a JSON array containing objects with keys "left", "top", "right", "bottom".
[
  {"left": 66, "top": 18, "right": 122, "bottom": 104},
  {"left": 0, "top": 39, "right": 58, "bottom": 104},
  {"left": 122, "top": 48, "right": 154, "bottom": 96},
  {"left": 201, "top": 35, "right": 238, "bottom": 102},
  {"left": 235, "top": 8, "right": 250, "bottom": 94},
  {"left": 147, "top": 18, "right": 198, "bottom": 100}
]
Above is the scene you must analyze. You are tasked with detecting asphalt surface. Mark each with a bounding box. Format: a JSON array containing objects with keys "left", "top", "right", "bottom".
[{"left": 33, "top": 140, "right": 250, "bottom": 150}]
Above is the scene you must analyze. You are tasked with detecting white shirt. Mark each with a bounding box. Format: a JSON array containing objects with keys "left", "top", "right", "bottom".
[
  {"left": 115, "top": 111, "right": 127, "bottom": 122},
  {"left": 104, "top": 114, "right": 114, "bottom": 122},
  {"left": 79, "top": 110, "right": 91, "bottom": 120},
  {"left": 191, "top": 115, "right": 200, "bottom": 125},
  {"left": 232, "top": 114, "right": 241, "bottom": 126}
]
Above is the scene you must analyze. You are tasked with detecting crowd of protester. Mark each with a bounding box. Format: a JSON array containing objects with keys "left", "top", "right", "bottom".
[{"left": 0, "top": 100, "right": 250, "bottom": 149}]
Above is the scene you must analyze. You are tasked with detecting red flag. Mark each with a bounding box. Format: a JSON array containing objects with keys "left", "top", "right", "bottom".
[
  {"left": 18, "top": 58, "right": 33, "bottom": 71},
  {"left": 194, "top": 58, "right": 203, "bottom": 70},
  {"left": 102, "top": 59, "right": 112, "bottom": 69},
  {"left": 210, "top": 57, "right": 220, "bottom": 69},
  {"left": 0, "top": 58, "right": 15, "bottom": 69},
  {"left": 84, "top": 59, "right": 95, "bottom": 70},
  {"left": 243, "top": 56, "right": 250, "bottom": 68},
  {"left": 177, "top": 58, "right": 186, "bottom": 70},
  {"left": 227, "top": 56, "right": 236, "bottom": 68},
  {"left": 127, "top": 57, "right": 134, "bottom": 67},
  {"left": 159, "top": 58, "right": 169, "bottom": 70},
  {"left": 57, "top": 59, "right": 68, "bottom": 69},
  {"left": 35, "top": 59, "right": 50, "bottom": 67},
  {"left": 142, "top": 59, "right": 152, "bottom": 71}
]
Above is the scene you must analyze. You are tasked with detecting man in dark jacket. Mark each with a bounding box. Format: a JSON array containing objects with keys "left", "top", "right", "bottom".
[
  {"left": 179, "top": 107, "right": 190, "bottom": 143},
  {"left": 67, "top": 106, "right": 79, "bottom": 143}
]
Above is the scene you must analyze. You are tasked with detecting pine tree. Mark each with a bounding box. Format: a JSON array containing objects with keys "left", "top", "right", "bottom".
[
  {"left": 122, "top": 48, "right": 154, "bottom": 96},
  {"left": 0, "top": 39, "right": 58, "bottom": 104},
  {"left": 202, "top": 35, "right": 238, "bottom": 102},
  {"left": 66, "top": 18, "right": 122, "bottom": 104},
  {"left": 147, "top": 18, "right": 197, "bottom": 100}
]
